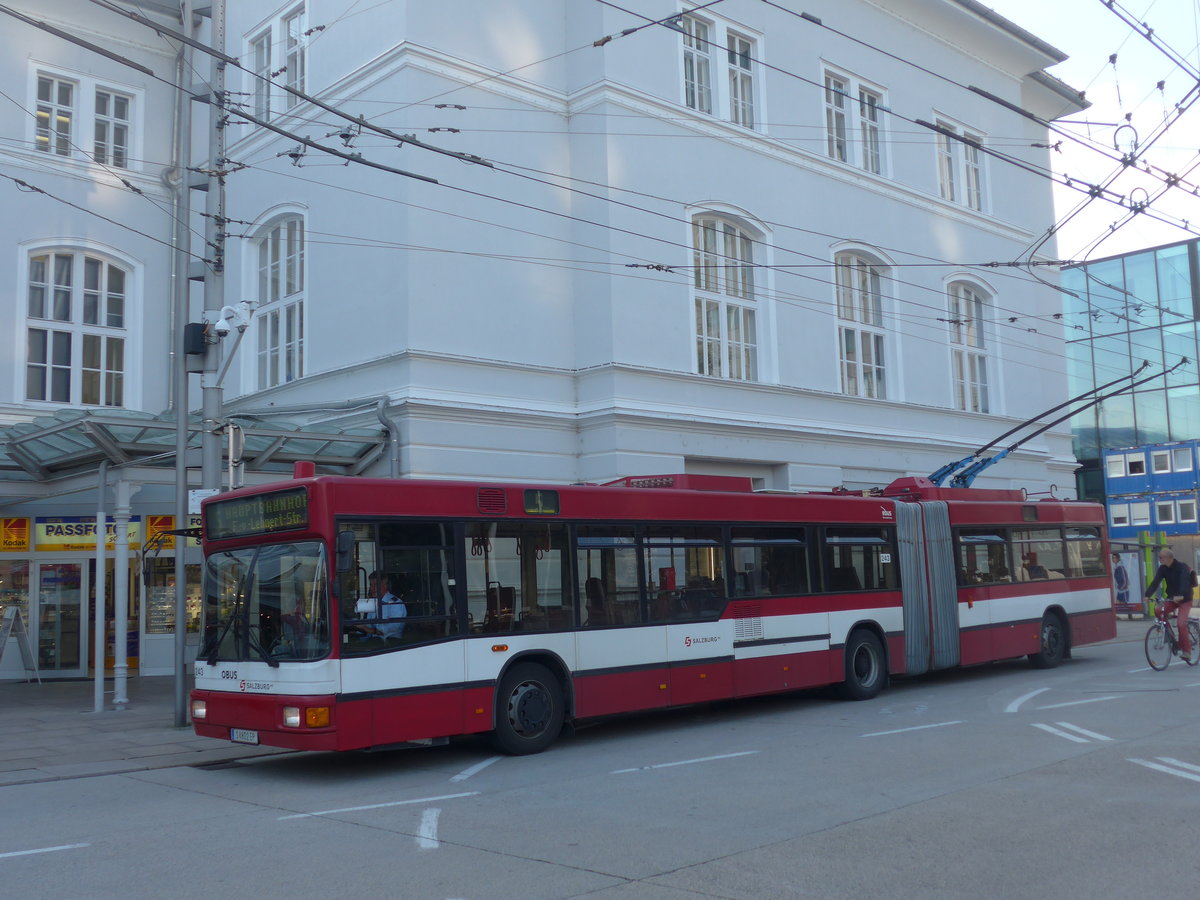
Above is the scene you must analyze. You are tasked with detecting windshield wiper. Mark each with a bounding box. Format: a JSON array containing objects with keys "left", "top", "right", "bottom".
[
  {"left": 246, "top": 621, "right": 280, "bottom": 668},
  {"left": 206, "top": 550, "right": 257, "bottom": 667}
]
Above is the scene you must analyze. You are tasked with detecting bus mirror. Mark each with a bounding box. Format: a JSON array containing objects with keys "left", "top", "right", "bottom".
[{"left": 336, "top": 531, "right": 355, "bottom": 573}]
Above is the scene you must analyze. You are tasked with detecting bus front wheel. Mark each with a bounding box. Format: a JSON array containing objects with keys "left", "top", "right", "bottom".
[
  {"left": 839, "top": 630, "right": 887, "bottom": 701},
  {"left": 490, "top": 662, "right": 565, "bottom": 755}
]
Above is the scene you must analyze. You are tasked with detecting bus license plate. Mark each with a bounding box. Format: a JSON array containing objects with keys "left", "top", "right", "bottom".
[{"left": 230, "top": 728, "right": 259, "bottom": 745}]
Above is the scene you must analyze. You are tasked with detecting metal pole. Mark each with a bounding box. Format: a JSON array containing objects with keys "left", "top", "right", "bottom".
[
  {"left": 200, "top": 0, "right": 226, "bottom": 492},
  {"left": 93, "top": 461, "right": 108, "bottom": 713},
  {"left": 112, "top": 479, "right": 139, "bottom": 708},
  {"left": 172, "top": 0, "right": 195, "bottom": 728}
]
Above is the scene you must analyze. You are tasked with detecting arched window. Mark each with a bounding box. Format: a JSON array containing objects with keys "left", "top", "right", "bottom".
[
  {"left": 256, "top": 216, "right": 305, "bottom": 388},
  {"left": 25, "top": 250, "right": 128, "bottom": 406},
  {"left": 693, "top": 215, "right": 757, "bottom": 381},
  {"left": 948, "top": 281, "right": 990, "bottom": 412},
  {"left": 835, "top": 252, "right": 887, "bottom": 398}
]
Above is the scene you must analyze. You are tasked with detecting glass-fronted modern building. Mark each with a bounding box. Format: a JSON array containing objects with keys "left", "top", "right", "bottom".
[{"left": 1063, "top": 238, "right": 1200, "bottom": 501}]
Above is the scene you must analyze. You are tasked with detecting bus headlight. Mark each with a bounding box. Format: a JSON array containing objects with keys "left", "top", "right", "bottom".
[
  {"left": 283, "top": 706, "right": 301, "bottom": 728},
  {"left": 191, "top": 699, "right": 207, "bottom": 720}
]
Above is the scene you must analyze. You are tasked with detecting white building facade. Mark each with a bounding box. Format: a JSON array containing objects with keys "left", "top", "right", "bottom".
[
  {"left": 0, "top": 0, "right": 1086, "bottom": 678},
  {"left": 217, "top": 0, "right": 1085, "bottom": 492}
]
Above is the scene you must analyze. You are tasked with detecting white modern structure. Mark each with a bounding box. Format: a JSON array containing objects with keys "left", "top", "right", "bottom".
[{"left": 0, "top": 0, "right": 1087, "bottom": 679}]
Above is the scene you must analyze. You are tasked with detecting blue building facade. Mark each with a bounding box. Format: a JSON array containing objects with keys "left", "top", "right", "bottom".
[
  {"left": 1103, "top": 441, "right": 1199, "bottom": 542},
  {"left": 1064, "top": 239, "right": 1200, "bottom": 503}
]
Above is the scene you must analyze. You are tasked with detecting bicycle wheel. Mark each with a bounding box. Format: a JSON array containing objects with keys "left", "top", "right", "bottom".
[
  {"left": 1186, "top": 621, "right": 1200, "bottom": 667},
  {"left": 1145, "top": 622, "right": 1172, "bottom": 671}
]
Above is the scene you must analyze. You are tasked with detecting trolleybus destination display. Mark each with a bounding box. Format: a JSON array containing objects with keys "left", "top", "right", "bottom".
[{"left": 205, "top": 488, "right": 308, "bottom": 540}]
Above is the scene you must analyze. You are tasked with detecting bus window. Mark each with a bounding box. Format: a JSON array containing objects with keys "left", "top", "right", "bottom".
[
  {"left": 465, "top": 522, "right": 571, "bottom": 633},
  {"left": 956, "top": 530, "right": 1011, "bottom": 584},
  {"left": 641, "top": 526, "right": 725, "bottom": 622},
  {"left": 577, "top": 526, "right": 639, "bottom": 626},
  {"left": 379, "top": 521, "right": 457, "bottom": 643},
  {"left": 822, "top": 527, "right": 898, "bottom": 592},
  {"left": 730, "top": 527, "right": 808, "bottom": 597},
  {"left": 1065, "top": 527, "right": 1105, "bottom": 577},
  {"left": 1013, "top": 528, "right": 1065, "bottom": 580}
]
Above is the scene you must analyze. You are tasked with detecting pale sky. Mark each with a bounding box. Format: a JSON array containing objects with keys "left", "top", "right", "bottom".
[{"left": 978, "top": 0, "right": 1200, "bottom": 261}]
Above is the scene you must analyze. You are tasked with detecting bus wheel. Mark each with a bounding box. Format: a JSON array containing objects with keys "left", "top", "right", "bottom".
[
  {"left": 1028, "top": 613, "right": 1067, "bottom": 669},
  {"left": 839, "top": 630, "right": 887, "bottom": 701},
  {"left": 490, "top": 662, "right": 565, "bottom": 755}
]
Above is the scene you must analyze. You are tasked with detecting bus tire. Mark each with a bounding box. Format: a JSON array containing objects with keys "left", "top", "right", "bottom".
[
  {"left": 1028, "top": 612, "right": 1067, "bottom": 669},
  {"left": 838, "top": 630, "right": 887, "bottom": 701},
  {"left": 489, "top": 662, "right": 565, "bottom": 755}
]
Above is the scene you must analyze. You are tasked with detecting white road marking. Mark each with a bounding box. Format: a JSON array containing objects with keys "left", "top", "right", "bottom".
[
  {"left": 611, "top": 750, "right": 758, "bottom": 774},
  {"left": 1035, "top": 695, "right": 1120, "bottom": 710},
  {"left": 450, "top": 756, "right": 501, "bottom": 782},
  {"left": 1129, "top": 757, "right": 1200, "bottom": 783},
  {"left": 417, "top": 808, "right": 441, "bottom": 849},
  {"left": 1031, "top": 723, "right": 1089, "bottom": 743},
  {"left": 861, "top": 720, "right": 963, "bottom": 738},
  {"left": 1005, "top": 688, "right": 1049, "bottom": 713},
  {"left": 278, "top": 791, "right": 479, "bottom": 820},
  {"left": 1031, "top": 722, "right": 1113, "bottom": 743},
  {"left": 1052, "top": 721, "right": 1113, "bottom": 741},
  {"left": 1159, "top": 757, "right": 1200, "bottom": 774},
  {"left": 0, "top": 843, "right": 89, "bottom": 859}
]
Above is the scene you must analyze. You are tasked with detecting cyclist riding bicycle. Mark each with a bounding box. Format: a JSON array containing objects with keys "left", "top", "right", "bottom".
[{"left": 1145, "top": 549, "right": 1196, "bottom": 657}]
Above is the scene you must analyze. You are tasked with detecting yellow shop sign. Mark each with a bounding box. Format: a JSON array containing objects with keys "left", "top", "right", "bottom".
[{"left": 35, "top": 517, "right": 143, "bottom": 552}]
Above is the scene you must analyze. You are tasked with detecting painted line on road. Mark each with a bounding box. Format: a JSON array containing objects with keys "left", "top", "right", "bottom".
[
  {"left": 861, "top": 721, "right": 963, "bottom": 738},
  {"left": 0, "top": 843, "right": 89, "bottom": 860},
  {"left": 611, "top": 750, "right": 758, "bottom": 774},
  {"left": 1005, "top": 688, "right": 1049, "bottom": 713},
  {"left": 450, "top": 756, "right": 501, "bottom": 782},
  {"left": 278, "top": 791, "right": 479, "bottom": 820},
  {"left": 1035, "top": 695, "right": 1120, "bottom": 710},
  {"left": 1129, "top": 757, "right": 1200, "bottom": 784},
  {"left": 1031, "top": 722, "right": 1113, "bottom": 743},
  {"left": 417, "top": 808, "right": 440, "bottom": 850},
  {"left": 1052, "top": 721, "right": 1113, "bottom": 741}
]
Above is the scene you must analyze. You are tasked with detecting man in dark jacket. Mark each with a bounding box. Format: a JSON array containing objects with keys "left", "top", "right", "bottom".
[{"left": 1145, "top": 549, "right": 1195, "bottom": 657}]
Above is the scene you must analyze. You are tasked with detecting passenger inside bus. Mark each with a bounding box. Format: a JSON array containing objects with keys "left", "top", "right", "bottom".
[
  {"left": 1022, "top": 553, "right": 1049, "bottom": 580},
  {"left": 584, "top": 577, "right": 609, "bottom": 626}
]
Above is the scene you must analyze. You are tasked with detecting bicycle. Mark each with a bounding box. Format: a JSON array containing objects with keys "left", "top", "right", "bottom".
[{"left": 1144, "top": 605, "right": 1200, "bottom": 670}]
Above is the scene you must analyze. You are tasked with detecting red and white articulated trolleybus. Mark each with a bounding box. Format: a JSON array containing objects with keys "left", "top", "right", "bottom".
[{"left": 190, "top": 464, "right": 1116, "bottom": 754}]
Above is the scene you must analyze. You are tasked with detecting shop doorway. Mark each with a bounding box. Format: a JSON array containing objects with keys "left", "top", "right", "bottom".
[
  {"left": 36, "top": 561, "right": 86, "bottom": 674},
  {"left": 86, "top": 558, "right": 140, "bottom": 675}
]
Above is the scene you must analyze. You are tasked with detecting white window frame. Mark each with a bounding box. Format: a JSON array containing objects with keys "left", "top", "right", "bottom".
[
  {"left": 836, "top": 252, "right": 888, "bottom": 399},
  {"left": 282, "top": 6, "right": 307, "bottom": 108},
  {"left": 1105, "top": 454, "right": 1125, "bottom": 479},
  {"left": 822, "top": 66, "right": 888, "bottom": 176},
  {"left": 948, "top": 282, "right": 990, "bottom": 413},
  {"left": 21, "top": 247, "right": 135, "bottom": 408},
  {"left": 1109, "top": 504, "right": 1130, "bottom": 527},
  {"left": 93, "top": 88, "right": 132, "bottom": 168},
  {"left": 245, "top": 5, "right": 307, "bottom": 123},
  {"left": 692, "top": 215, "right": 758, "bottom": 382},
  {"left": 35, "top": 73, "right": 74, "bottom": 157},
  {"left": 678, "top": 12, "right": 761, "bottom": 131},
  {"left": 255, "top": 216, "right": 306, "bottom": 388},
  {"left": 934, "top": 116, "right": 986, "bottom": 211},
  {"left": 1152, "top": 451, "right": 1171, "bottom": 473},
  {"left": 1130, "top": 502, "right": 1151, "bottom": 526},
  {"left": 1126, "top": 453, "right": 1146, "bottom": 475},
  {"left": 1173, "top": 447, "right": 1193, "bottom": 471},
  {"left": 250, "top": 30, "right": 271, "bottom": 120},
  {"left": 1156, "top": 501, "right": 1176, "bottom": 525},
  {"left": 1178, "top": 499, "right": 1197, "bottom": 523},
  {"left": 29, "top": 66, "right": 142, "bottom": 171}
]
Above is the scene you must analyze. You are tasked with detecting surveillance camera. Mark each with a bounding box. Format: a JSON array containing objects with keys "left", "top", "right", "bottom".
[{"left": 212, "top": 316, "right": 233, "bottom": 337}]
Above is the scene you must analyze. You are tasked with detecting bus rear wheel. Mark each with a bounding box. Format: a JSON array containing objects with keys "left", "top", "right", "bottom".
[
  {"left": 1028, "top": 612, "right": 1067, "bottom": 669},
  {"left": 489, "top": 662, "right": 565, "bottom": 755},
  {"left": 839, "top": 630, "right": 887, "bottom": 701}
]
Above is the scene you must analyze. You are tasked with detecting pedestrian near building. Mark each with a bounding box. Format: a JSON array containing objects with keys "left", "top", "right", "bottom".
[{"left": 1111, "top": 552, "right": 1133, "bottom": 618}]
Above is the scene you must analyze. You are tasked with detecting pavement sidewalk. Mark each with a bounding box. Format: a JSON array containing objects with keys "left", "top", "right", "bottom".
[
  {"left": 0, "top": 672, "right": 292, "bottom": 787},
  {"left": 0, "top": 615, "right": 1162, "bottom": 787}
]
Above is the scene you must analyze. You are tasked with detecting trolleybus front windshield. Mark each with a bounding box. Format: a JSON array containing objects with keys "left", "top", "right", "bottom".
[{"left": 200, "top": 541, "right": 331, "bottom": 663}]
